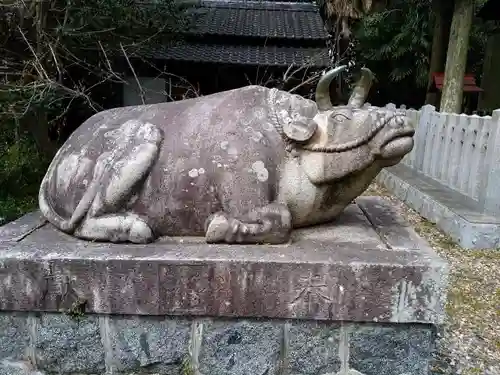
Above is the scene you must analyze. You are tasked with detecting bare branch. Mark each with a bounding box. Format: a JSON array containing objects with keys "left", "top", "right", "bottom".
[
  {"left": 48, "top": 43, "right": 63, "bottom": 83},
  {"left": 288, "top": 72, "right": 322, "bottom": 94},
  {"left": 125, "top": 54, "right": 201, "bottom": 100},
  {"left": 17, "top": 25, "right": 49, "bottom": 80},
  {"left": 98, "top": 40, "right": 125, "bottom": 83},
  {"left": 120, "top": 42, "right": 145, "bottom": 105}
]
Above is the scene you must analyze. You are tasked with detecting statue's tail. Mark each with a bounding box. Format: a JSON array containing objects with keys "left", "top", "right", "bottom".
[
  {"left": 38, "top": 149, "right": 99, "bottom": 234},
  {"left": 38, "top": 150, "right": 75, "bottom": 232}
]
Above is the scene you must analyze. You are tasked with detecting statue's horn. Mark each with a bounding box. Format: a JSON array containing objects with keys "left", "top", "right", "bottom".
[
  {"left": 315, "top": 65, "right": 348, "bottom": 111},
  {"left": 347, "top": 67, "right": 375, "bottom": 108}
]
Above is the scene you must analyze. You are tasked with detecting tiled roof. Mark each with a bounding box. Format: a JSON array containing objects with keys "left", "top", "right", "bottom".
[
  {"left": 199, "top": 0, "right": 320, "bottom": 10},
  {"left": 119, "top": 0, "right": 330, "bottom": 67},
  {"left": 186, "top": 1, "right": 328, "bottom": 40},
  {"left": 135, "top": 43, "right": 330, "bottom": 67}
]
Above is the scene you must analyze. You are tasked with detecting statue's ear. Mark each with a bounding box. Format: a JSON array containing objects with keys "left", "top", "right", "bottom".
[
  {"left": 282, "top": 118, "right": 318, "bottom": 143},
  {"left": 274, "top": 91, "right": 319, "bottom": 143}
]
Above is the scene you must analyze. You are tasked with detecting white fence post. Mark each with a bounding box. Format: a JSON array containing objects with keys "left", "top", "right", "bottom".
[
  {"left": 414, "top": 104, "right": 435, "bottom": 173},
  {"left": 479, "top": 109, "right": 500, "bottom": 214}
]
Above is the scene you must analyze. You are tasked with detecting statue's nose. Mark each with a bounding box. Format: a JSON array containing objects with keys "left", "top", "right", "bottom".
[
  {"left": 391, "top": 115, "right": 405, "bottom": 127},
  {"left": 385, "top": 110, "right": 409, "bottom": 128}
]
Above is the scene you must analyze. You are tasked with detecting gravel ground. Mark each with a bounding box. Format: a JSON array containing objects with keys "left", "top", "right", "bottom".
[{"left": 363, "top": 182, "right": 500, "bottom": 375}]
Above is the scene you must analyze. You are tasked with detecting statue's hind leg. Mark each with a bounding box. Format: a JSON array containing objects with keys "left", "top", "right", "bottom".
[{"left": 72, "top": 120, "right": 163, "bottom": 243}]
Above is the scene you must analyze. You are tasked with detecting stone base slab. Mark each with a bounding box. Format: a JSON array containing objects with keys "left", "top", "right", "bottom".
[
  {"left": 0, "top": 197, "right": 447, "bottom": 324},
  {"left": 377, "top": 164, "right": 500, "bottom": 249},
  {"left": 0, "top": 196, "right": 449, "bottom": 375}
]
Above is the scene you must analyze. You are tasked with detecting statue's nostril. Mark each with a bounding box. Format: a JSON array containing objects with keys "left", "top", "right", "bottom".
[{"left": 387, "top": 116, "right": 403, "bottom": 128}]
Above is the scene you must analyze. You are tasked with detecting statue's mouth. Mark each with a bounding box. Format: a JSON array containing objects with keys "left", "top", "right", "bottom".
[
  {"left": 380, "top": 128, "right": 415, "bottom": 159},
  {"left": 382, "top": 128, "right": 415, "bottom": 146}
]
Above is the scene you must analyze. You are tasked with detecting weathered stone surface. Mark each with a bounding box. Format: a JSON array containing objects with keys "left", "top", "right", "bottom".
[
  {"left": 349, "top": 324, "right": 434, "bottom": 375},
  {"left": 34, "top": 314, "right": 105, "bottom": 374},
  {"left": 0, "top": 314, "right": 29, "bottom": 359},
  {"left": 0, "top": 360, "right": 41, "bottom": 375},
  {"left": 37, "top": 64, "right": 415, "bottom": 245},
  {"left": 287, "top": 321, "right": 341, "bottom": 374},
  {"left": 0, "top": 198, "right": 446, "bottom": 375},
  {"left": 0, "top": 311, "right": 437, "bottom": 375},
  {"left": 0, "top": 197, "right": 449, "bottom": 325},
  {"left": 377, "top": 164, "right": 500, "bottom": 249},
  {"left": 0, "top": 313, "right": 30, "bottom": 375},
  {"left": 0, "top": 211, "right": 45, "bottom": 243},
  {"left": 102, "top": 315, "right": 190, "bottom": 374},
  {"left": 199, "top": 320, "right": 282, "bottom": 375},
  {"left": 356, "top": 195, "right": 432, "bottom": 250}
]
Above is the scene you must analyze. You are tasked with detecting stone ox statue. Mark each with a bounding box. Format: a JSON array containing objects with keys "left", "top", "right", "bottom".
[{"left": 38, "top": 65, "right": 414, "bottom": 244}]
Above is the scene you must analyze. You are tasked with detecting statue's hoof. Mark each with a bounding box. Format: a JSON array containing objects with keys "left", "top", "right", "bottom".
[
  {"left": 128, "top": 218, "right": 154, "bottom": 244},
  {"left": 205, "top": 214, "right": 230, "bottom": 243}
]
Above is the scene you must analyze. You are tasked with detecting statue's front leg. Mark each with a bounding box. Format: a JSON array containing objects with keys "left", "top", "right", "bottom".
[{"left": 205, "top": 203, "right": 292, "bottom": 244}]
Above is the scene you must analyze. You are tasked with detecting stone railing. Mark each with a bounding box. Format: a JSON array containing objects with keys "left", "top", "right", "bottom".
[
  {"left": 376, "top": 104, "right": 500, "bottom": 249},
  {"left": 400, "top": 105, "right": 500, "bottom": 215}
]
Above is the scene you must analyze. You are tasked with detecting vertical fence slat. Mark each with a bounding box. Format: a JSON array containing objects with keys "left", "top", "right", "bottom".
[
  {"left": 411, "top": 109, "right": 421, "bottom": 168},
  {"left": 468, "top": 115, "right": 489, "bottom": 200},
  {"left": 402, "top": 109, "right": 420, "bottom": 168},
  {"left": 429, "top": 111, "right": 446, "bottom": 181},
  {"left": 426, "top": 110, "right": 438, "bottom": 178},
  {"left": 439, "top": 114, "right": 454, "bottom": 186},
  {"left": 421, "top": 113, "right": 434, "bottom": 176},
  {"left": 417, "top": 105, "right": 435, "bottom": 173},
  {"left": 445, "top": 114, "right": 462, "bottom": 191},
  {"left": 478, "top": 110, "right": 500, "bottom": 214},
  {"left": 452, "top": 114, "right": 469, "bottom": 192},
  {"left": 460, "top": 115, "right": 479, "bottom": 198},
  {"left": 457, "top": 114, "right": 475, "bottom": 195}
]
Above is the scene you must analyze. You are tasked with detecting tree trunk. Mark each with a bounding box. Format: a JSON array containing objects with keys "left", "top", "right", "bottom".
[
  {"left": 425, "top": 0, "right": 453, "bottom": 106},
  {"left": 478, "top": 33, "right": 500, "bottom": 113},
  {"left": 28, "top": 0, "right": 58, "bottom": 159},
  {"left": 19, "top": 111, "right": 58, "bottom": 159},
  {"left": 439, "top": 0, "right": 474, "bottom": 113}
]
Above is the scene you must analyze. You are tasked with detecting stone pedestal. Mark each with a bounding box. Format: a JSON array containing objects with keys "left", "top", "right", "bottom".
[{"left": 0, "top": 196, "right": 449, "bottom": 375}]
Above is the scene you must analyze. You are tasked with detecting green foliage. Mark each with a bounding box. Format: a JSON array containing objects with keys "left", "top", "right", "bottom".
[
  {"left": 467, "top": 15, "right": 499, "bottom": 77},
  {"left": 353, "top": 0, "right": 433, "bottom": 89},
  {"left": 0, "top": 122, "right": 49, "bottom": 223},
  {"left": 352, "top": 0, "right": 497, "bottom": 105},
  {"left": 0, "top": 0, "right": 188, "bottom": 223}
]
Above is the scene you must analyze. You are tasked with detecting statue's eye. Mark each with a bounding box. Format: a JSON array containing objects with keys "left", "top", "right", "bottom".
[{"left": 331, "top": 113, "right": 351, "bottom": 122}]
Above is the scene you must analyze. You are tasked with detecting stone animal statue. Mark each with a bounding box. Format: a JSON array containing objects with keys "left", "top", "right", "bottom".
[{"left": 38, "top": 65, "right": 415, "bottom": 244}]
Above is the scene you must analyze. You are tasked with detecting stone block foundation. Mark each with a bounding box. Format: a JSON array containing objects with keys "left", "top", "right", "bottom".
[{"left": 0, "top": 197, "right": 449, "bottom": 375}]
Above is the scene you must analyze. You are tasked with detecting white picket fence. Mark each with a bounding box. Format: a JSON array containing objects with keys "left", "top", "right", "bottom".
[{"left": 395, "top": 104, "right": 500, "bottom": 215}]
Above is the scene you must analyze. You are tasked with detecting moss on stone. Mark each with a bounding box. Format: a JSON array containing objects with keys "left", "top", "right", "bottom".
[
  {"left": 181, "top": 355, "right": 195, "bottom": 375},
  {"left": 65, "top": 299, "right": 87, "bottom": 321}
]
